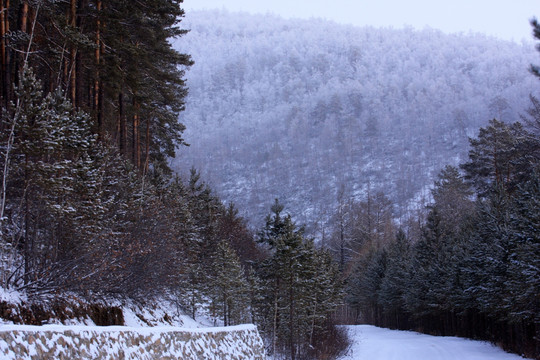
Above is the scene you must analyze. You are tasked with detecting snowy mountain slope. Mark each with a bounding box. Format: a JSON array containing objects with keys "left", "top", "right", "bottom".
[
  {"left": 340, "top": 325, "right": 532, "bottom": 360},
  {"left": 173, "top": 10, "right": 538, "bottom": 235}
]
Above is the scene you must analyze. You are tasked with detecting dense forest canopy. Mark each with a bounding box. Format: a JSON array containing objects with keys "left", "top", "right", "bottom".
[{"left": 173, "top": 10, "right": 538, "bottom": 235}]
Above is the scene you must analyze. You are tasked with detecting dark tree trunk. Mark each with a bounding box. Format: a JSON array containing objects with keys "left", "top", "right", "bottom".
[
  {"left": 133, "top": 100, "right": 141, "bottom": 169},
  {"left": 69, "top": 0, "right": 77, "bottom": 107},
  {"left": 0, "top": 0, "right": 8, "bottom": 109},
  {"left": 118, "top": 92, "right": 127, "bottom": 155},
  {"left": 144, "top": 117, "right": 150, "bottom": 174},
  {"left": 94, "top": 0, "right": 102, "bottom": 137}
]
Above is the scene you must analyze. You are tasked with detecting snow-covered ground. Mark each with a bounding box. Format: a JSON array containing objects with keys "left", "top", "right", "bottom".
[{"left": 339, "top": 325, "right": 531, "bottom": 360}]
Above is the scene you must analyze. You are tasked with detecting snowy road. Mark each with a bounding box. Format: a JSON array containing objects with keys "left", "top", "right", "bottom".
[{"left": 339, "top": 325, "right": 530, "bottom": 360}]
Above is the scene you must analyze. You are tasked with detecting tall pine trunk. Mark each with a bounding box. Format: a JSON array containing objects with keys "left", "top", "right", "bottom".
[
  {"left": 144, "top": 117, "right": 150, "bottom": 174},
  {"left": 118, "top": 92, "right": 127, "bottom": 155},
  {"left": 289, "top": 270, "right": 296, "bottom": 360},
  {"left": 0, "top": 0, "right": 7, "bottom": 109},
  {"left": 272, "top": 278, "right": 279, "bottom": 357},
  {"left": 69, "top": 0, "right": 77, "bottom": 107},
  {"left": 94, "top": 0, "right": 102, "bottom": 137},
  {"left": 19, "top": 1, "right": 28, "bottom": 33},
  {"left": 132, "top": 100, "right": 141, "bottom": 169}
]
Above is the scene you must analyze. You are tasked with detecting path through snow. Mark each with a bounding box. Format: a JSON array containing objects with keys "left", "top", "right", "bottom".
[{"left": 339, "top": 325, "right": 530, "bottom": 360}]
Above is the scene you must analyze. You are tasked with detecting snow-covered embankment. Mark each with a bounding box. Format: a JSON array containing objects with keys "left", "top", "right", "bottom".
[{"left": 0, "top": 324, "right": 265, "bottom": 359}]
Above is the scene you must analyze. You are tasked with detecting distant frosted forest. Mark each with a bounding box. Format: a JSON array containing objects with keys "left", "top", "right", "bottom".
[{"left": 173, "top": 10, "right": 538, "bottom": 234}]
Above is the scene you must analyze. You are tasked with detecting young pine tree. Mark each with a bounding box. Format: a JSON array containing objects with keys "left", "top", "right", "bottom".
[
  {"left": 256, "top": 199, "right": 344, "bottom": 359},
  {"left": 208, "top": 240, "right": 251, "bottom": 326}
]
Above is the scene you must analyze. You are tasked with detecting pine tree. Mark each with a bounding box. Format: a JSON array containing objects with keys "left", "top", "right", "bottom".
[
  {"left": 466, "top": 184, "right": 513, "bottom": 320},
  {"left": 304, "top": 247, "right": 343, "bottom": 344},
  {"left": 461, "top": 119, "right": 540, "bottom": 197},
  {"left": 256, "top": 199, "right": 343, "bottom": 359},
  {"left": 378, "top": 229, "right": 410, "bottom": 329},
  {"left": 346, "top": 247, "right": 387, "bottom": 325},
  {"left": 530, "top": 17, "right": 540, "bottom": 79},
  {"left": 403, "top": 208, "right": 449, "bottom": 331},
  {"left": 96, "top": 0, "right": 193, "bottom": 173},
  {"left": 6, "top": 68, "right": 96, "bottom": 289},
  {"left": 431, "top": 165, "right": 474, "bottom": 235},
  {"left": 505, "top": 169, "right": 540, "bottom": 352},
  {"left": 0, "top": 0, "right": 193, "bottom": 173},
  {"left": 208, "top": 240, "right": 250, "bottom": 326}
]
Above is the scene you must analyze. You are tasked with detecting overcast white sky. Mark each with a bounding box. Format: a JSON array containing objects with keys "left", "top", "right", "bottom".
[{"left": 183, "top": 0, "right": 539, "bottom": 42}]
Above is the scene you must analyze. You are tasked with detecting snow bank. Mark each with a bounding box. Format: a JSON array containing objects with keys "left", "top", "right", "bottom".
[{"left": 0, "top": 324, "right": 265, "bottom": 359}]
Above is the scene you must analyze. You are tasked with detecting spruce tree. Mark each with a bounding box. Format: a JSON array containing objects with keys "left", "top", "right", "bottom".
[
  {"left": 346, "top": 247, "right": 387, "bottom": 324},
  {"left": 256, "top": 199, "right": 343, "bottom": 359},
  {"left": 403, "top": 209, "right": 448, "bottom": 329},
  {"left": 530, "top": 17, "right": 540, "bottom": 79},
  {"left": 208, "top": 240, "right": 250, "bottom": 326},
  {"left": 461, "top": 119, "right": 539, "bottom": 197},
  {"left": 467, "top": 184, "right": 513, "bottom": 320},
  {"left": 505, "top": 169, "right": 540, "bottom": 338},
  {"left": 378, "top": 229, "right": 410, "bottom": 328},
  {"left": 6, "top": 67, "right": 98, "bottom": 290}
]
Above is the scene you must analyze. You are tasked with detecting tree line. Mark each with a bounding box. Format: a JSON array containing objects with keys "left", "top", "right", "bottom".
[
  {"left": 0, "top": 0, "right": 192, "bottom": 175},
  {"left": 339, "top": 117, "right": 540, "bottom": 359},
  {"left": 329, "top": 23, "right": 540, "bottom": 359}
]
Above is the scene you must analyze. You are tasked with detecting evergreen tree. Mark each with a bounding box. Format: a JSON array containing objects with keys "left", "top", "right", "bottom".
[
  {"left": 0, "top": 0, "right": 192, "bottom": 173},
  {"left": 346, "top": 247, "right": 387, "bottom": 325},
  {"left": 208, "top": 240, "right": 251, "bottom": 326},
  {"left": 256, "top": 199, "right": 343, "bottom": 359},
  {"left": 430, "top": 165, "right": 474, "bottom": 235},
  {"left": 403, "top": 208, "right": 449, "bottom": 330},
  {"left": 530, "top": 17, "right": 540, "bottom": 80},
  {"left": 460, "top": 184, "right": 512, "bottom": 328},
  {"left": 4, "top": 67, "right": 98, "bottom": 290},
  {"left": 305, "top": 248, "right": 343, "bottom": 340},
  {"left": 257, "top": 200, "right": 307, "bottom": 359},
  {"left": 378, "top": 229, "right": 410, "bottom": 329},
  {"left": 505, "top": 169, "right": 540, "bottom": 348},
  {"left": 461, "top": 119, "right": 540, "bottom": 197},
  {"left": 258, "top": 198, "right": 300, "bottom": 249}
]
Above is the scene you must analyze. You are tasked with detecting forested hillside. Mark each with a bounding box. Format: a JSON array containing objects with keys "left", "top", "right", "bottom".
[
  {"left": 174, "top": 10, "right": 538, "bottom": 235},
  {"left": 0, "top": 4, "right": 345, "bottom": 360}
]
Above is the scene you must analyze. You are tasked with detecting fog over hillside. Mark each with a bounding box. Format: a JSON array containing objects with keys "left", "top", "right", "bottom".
[{"left": 173, "top": 10, "right": 538, "bottom": 236}]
